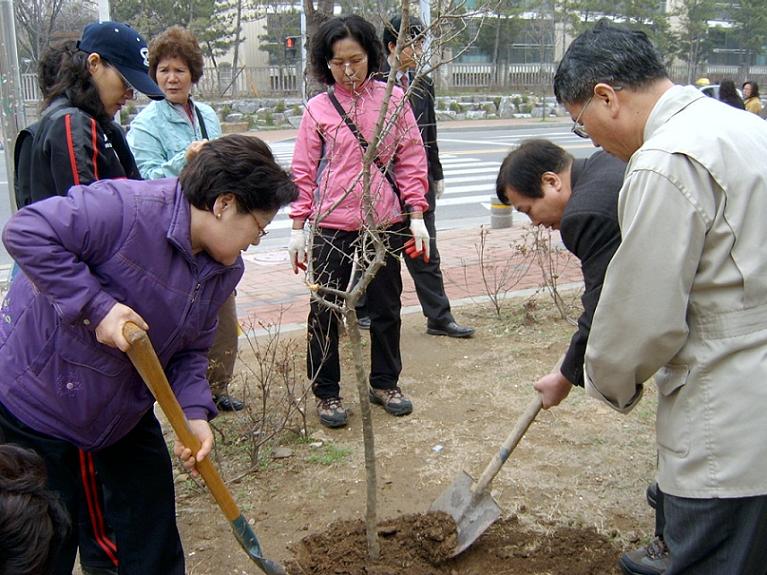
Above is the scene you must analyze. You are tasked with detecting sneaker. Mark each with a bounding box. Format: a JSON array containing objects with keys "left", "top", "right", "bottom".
[
  {"left": 619, "top": 537, "right": 671, "bottom": 575},
  {"left": 214, "top": 394, "right": 245, "bottom": 412},
  {"left": 316, "top": 397, "right": 348, "bottom": 428},
  {"left": 357, "top": 315, "right": 371, "bottom": 330},
  {"left": 369, "top": 387, "right": 413, "bottom": 416}
]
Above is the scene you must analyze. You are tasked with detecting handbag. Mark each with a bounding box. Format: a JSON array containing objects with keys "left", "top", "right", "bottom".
[{"left": 326, "top": 87, "right": 405, "bottom": 209}]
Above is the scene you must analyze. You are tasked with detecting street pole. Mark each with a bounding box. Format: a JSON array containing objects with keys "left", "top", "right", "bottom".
[
  {"left": 0, "top": 0, "right": 26, "bottom": 212},
  {"left": 420, "top": 0, "right": 431, "bottom": 52},
  {"left": 98, "top": 0, "right": 110, "bottom": 21},
  {"left": 300, "top": 6, "right": 306, "bottom": 101}
]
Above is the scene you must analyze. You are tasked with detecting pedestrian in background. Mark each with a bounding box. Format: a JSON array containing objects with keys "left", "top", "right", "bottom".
[
  {"left": 288, "top": 15, "right": 430, "bottom": 428},
  {"left": 555, "top": 21, "right": 767, "bottom": 575},
  {"left": 742, "top": 80, "right": 762, "bottom": 115},
  {"left": 718, "top": 79, "right": 745, "bottom": 110},
  {"left": 127, "top": 26, "right": 243, "bottom": 412},
  {"left": 358, "top": 15, "right": 474, "bottom": 339}
]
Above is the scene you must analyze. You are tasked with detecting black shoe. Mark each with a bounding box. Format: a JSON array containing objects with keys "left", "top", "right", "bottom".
[
  {"left": 214, "top": 394, "right": 245, "bottom": 412},
  {"left": 357, "top": 315, "right": 371, "bottom": 330},
  {"left": 619, "top": 537, "right": 671, "bottom": 575},
  {"left": 426, "top": 320, "right": 475, "bottom": 338},
  {"left": 646, "top": 482, "right": 658, "bottom": 509}
]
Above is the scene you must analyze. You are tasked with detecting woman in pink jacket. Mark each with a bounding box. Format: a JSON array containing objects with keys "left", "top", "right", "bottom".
[{"left": 288, "top": 15, "right": 429, "bottom": 428}]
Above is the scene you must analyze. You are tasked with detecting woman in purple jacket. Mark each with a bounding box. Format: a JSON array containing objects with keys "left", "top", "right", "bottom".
[{"left": 0, "top": 135, "right": 296, "bottom": 575}]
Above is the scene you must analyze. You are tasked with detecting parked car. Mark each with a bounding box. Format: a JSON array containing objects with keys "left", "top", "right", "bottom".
[{"left": 699, "top": 84, "right": 743, "bottom": 100}]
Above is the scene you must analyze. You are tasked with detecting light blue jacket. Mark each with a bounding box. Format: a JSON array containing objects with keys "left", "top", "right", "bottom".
[{"left": 127, "top": 98, "right": 221, "bottom": 180}]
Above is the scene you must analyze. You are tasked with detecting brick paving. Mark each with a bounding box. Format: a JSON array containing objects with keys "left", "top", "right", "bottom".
[{"left": 236, "top": 224, "right": 583, "bottom": 335}]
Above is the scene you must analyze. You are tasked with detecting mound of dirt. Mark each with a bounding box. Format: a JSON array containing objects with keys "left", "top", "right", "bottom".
[{"left": 284, "top": 513, "right": 623, "bottom": 575}]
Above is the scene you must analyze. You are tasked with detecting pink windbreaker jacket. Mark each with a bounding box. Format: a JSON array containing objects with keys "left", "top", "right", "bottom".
[{"left": 290, "top": 79, "right": 428, "bottom": 230}]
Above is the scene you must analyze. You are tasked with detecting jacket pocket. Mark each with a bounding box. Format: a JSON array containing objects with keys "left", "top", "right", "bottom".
[
  {"left": 655, "top": 363, "right": 691, "bottom": 457},
  {"left": 36, "top": 331, "right": 135, "bottom": 435}
]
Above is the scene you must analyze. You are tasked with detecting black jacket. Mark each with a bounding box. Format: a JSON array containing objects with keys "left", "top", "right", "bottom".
[
  {"left": 383, "top": 64, "right": 443, "bottom": 210},
  {"left": 558, "top": 151, "right": 625, "bottom": 388},
  {"left": 14, "top": 96, "right": 139, "bottom": 208}
]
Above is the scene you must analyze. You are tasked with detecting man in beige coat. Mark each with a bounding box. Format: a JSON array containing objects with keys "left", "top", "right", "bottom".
[{"left": 554, "top": 22, "right": 767, "bottom": 575}]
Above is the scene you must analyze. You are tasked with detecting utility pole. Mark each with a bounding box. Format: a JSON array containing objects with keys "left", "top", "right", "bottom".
[{"left": 0, "top": 0, "right": 26, "bottom": 212}]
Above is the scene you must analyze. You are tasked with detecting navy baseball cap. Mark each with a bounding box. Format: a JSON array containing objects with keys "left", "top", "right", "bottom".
[{"left": 78, "top": 21, "right": 164, "bottom": 100}]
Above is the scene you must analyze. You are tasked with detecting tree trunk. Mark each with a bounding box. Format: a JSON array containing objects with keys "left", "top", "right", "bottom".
[{"left": 231, "top": 0, "right": 244, "bottom": 97}]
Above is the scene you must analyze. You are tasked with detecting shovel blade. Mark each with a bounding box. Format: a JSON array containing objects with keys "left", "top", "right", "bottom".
[
  {"left": 429, "top": 470, "right": 502, "bottom": 557},
  {"left": 231, "top": 515, "right": 286, "bottom": 575}
]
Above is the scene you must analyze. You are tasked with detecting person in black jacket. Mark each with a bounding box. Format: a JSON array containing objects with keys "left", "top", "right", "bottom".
[
  {"left": 718, "top": 79, "right": 745, "bottom": 110},
  {"left": 496, "top": 140, "right": 670, "bottom": 575},
  {"left": 361, "top": 15, "right": 474, "bottom": 338}
]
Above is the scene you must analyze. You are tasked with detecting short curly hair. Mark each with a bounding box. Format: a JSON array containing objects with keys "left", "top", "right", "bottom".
[{"left": 148, "top": 26, "right": 204, "bottom": 84}]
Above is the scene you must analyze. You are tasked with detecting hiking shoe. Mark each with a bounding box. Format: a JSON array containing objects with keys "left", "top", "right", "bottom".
[
  {"left": 316, "top": 397, "right": 348, "bottom": 428},
  {"left": 369, "top": 387, "right": 413, "bottom": 416},
  {"left": 619, "top": 536, "right": 671, "bottom": 575}
]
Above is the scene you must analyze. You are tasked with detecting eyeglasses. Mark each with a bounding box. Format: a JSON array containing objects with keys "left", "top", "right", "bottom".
[
  {"left": 251, "top": 213, "right": 269, "bottom": 239},
  {"left": 571, "top": 96, "right": 593, "bottom": 138},
  {"left": 327, "top": 56, "right": 368, "bottom": 70},
  {"left": 111, "top": 66, "right": 134, "bottom": 92}
]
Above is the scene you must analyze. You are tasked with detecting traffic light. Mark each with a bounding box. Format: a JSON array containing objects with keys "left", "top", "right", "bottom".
[{"left": 284, "top": 36, "right": 299, "bottom": 61}]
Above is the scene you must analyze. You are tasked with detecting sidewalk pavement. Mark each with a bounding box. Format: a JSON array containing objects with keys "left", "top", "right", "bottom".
[{"left": 236, "top": 223, "right": 583, "bottom": 336}]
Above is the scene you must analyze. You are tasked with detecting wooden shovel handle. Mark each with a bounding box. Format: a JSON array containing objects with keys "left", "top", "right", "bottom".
[
  {"left": 472, "top": 394, "right": 542, "bottom": 495},
  {"left": 123, "top": 321, "right": 240, "bottom": 521}
]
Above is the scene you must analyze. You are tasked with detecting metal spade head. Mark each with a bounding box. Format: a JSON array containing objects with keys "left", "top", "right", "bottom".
[{"left": 429, "top": 470, "right": 502, "bottom": 557}]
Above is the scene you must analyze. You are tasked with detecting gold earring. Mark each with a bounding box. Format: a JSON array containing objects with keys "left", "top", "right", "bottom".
[{"left": 216, "top": 213, "right": 222, "bottom": 219}]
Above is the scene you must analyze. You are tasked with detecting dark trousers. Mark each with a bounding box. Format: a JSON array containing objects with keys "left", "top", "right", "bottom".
[
  {"left": 207, "top": 292, "right": 238, "bottom": 396},
  {"left": 0, "top": 403, "right": 185, "bottom": 575},
  {"left": 402, "top": 208, "right": 453, "bottom": 324},
  {"left": 663, "top": 492, "right": 767, "bottom": 575},
  {"left": 308, "top": 227, "right": 405, "bottom": 399}
]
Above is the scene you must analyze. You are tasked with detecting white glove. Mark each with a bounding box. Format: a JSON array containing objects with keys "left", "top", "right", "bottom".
[
  {"left": 287, "top": 228, "right": 307, "bottom": 273},
  {"left": 407, "top": 217, "right": 430, "bottom": 262},
  {"left": 434, "top": 179, "right": 445, "bottom": 200}
]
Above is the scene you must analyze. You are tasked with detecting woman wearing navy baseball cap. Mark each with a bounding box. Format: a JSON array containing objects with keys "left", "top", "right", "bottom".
[{"left": 15, "top": 21, "right": 163, "bottom": 207}]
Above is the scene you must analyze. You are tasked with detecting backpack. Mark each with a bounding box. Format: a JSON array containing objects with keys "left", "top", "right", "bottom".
[{"left": 12, "top": 122, "right": 40, "bottom": 210}]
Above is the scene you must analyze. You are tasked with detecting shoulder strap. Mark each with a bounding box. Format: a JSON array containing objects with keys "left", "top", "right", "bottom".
[
  {"left": 194, "top": 105, "right": 209, "bottom": 139},
  {"left": 326, "top": 87, "right": 402, "bottom": 204}
]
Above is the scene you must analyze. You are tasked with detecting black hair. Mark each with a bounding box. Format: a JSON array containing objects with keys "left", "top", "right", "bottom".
[
  {"left": 0, "top": 444, "right": 70, "bottom": 575},
  {"left": 719, "top": 80, "right": 740, "bottom": 101},
  {"left": 743, "top": 80, "right": 760, "bottom": 98},
  {"left": 180, "top": 135, "right": 297, "bottom": 213},
  {"left": 496, "top": 140, "right": 573, "bottom": 204},
  {"left": 382, "top": 15, "right": 424, "bottom": 54},
  {"left": 553, "top": 20, "right": 668, "bottom": 105},
  {"left": 37, "top": 40, "right": 78, "bottom": 98},
  {"left": 309, "top": 15, "right": 383, "bottom": 85},
  {"left": 42, "top": 41, "right": 111, "bottom": 125}
]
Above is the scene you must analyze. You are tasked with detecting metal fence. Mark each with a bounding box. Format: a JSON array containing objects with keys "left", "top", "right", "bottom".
[{"left": 19, "top": 61, "right": 767, "bottom": 102}]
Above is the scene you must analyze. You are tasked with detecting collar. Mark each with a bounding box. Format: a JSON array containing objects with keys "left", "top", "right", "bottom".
[
  {"left": 643, "top": 85, "right": 704, "bottom": 143},
  {"left": 570, "top": 158, "right": 586, "bottom": 191}
]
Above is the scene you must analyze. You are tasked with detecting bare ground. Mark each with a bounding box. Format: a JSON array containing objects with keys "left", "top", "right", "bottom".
[{"left": 172, "top": 297, "right": 658, "bottom": 575}]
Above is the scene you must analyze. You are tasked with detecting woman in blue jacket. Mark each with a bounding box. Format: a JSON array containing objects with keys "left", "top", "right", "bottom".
[
  {"left": 127, "top": 26, "right": 245, "bottom": 412},
  {"left": 0, "top": 135, "right": 296, "bottom": 575}
]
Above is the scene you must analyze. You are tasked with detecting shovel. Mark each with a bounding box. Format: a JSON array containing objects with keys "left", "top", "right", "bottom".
[
  {"left": 430, "top": 393, "right": 543, "bottom": 557},
  {"left": 123, "top": 322, "right": 286, "bottom": 575}
]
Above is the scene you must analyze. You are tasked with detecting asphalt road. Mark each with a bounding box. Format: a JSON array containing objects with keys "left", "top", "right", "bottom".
[{"left": 0, "top": 120, "right": 600, "bottom": 267}]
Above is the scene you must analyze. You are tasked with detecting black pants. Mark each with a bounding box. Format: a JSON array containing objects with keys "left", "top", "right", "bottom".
[
  {"left": 358, "top": 209, "right": 453, "bottom": 325},
  {"left": 403, "top": 208, "right": 453, "bottom": 324},
  {"left": 308, "top": 226, "right": 405, "bottom": 399},
  {"left": 0, "top": 403, "right": 184, "bottom": 575},
  {"left": 663, "top": 492, "right": 767, "bottom": 575}
]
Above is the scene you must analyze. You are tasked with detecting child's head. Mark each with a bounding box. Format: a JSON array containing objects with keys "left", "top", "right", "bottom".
[{"left": 0, "top": 444, "right": 70, "bottom": 575}]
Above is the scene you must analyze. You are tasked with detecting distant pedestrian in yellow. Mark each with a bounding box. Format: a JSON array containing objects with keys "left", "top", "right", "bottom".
[{"left": 742, "top": 81, "right": 762, "bottom": 115}]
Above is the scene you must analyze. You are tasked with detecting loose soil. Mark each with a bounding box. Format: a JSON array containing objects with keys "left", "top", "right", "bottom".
[{"left": 171, "top": 298, "right": 658, "bottom": 575}]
